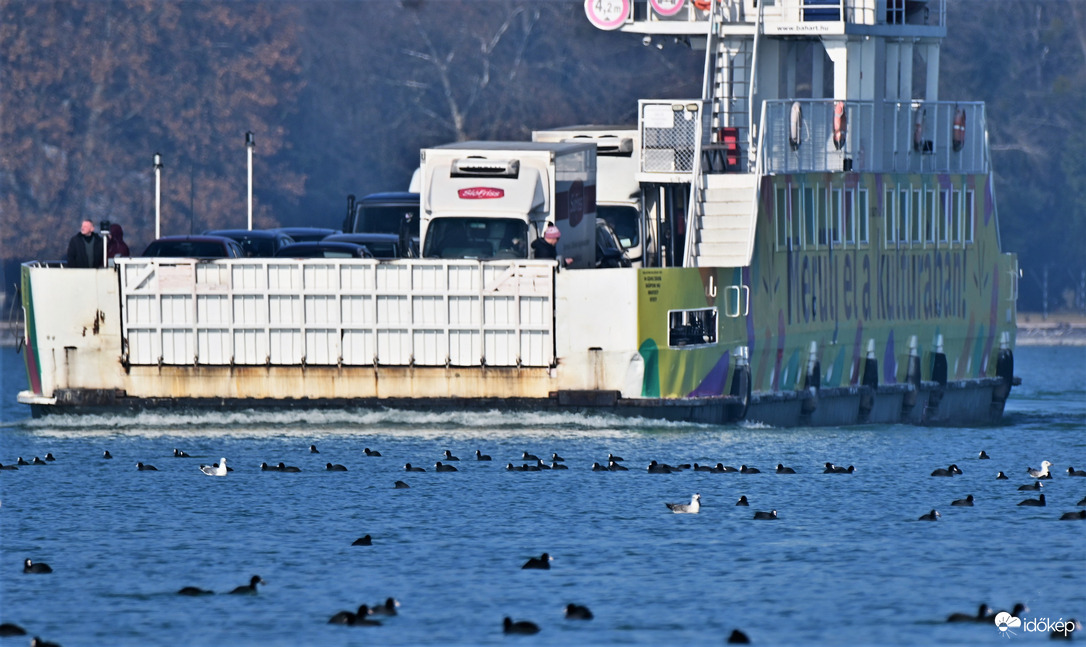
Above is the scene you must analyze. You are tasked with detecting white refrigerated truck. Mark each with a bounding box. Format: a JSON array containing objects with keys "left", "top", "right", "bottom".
[{"left": 418, "top": 141, "right": 597, "bottom": 268}]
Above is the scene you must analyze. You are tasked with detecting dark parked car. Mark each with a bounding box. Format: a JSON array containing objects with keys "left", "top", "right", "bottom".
[
  {"left": 323, "top": 233, "right": 409, "bottom": 259},
  {"left": 270, "top": 227, "right": 341, "bottom": 243},
  {"left": 203, "top": 229, "right": 295, "bottom": 257},
  {"left": 596, "top": 220, "right": 632, "bottom": 268},
  {"left": 140, "top": 235, "right": 244, "bottom": 259},
  {"left": 274, "top": 242, "right": 373, "bottom": 258}
]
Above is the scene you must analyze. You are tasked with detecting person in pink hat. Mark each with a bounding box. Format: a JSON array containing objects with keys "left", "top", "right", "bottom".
[{"left": 531, "top": 222, "right": 560, "bottom": 259}]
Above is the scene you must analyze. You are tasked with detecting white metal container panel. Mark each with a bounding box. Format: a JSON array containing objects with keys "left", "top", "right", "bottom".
[
  {"left": 377, "top": 329, "right": 411, "bottom": 365},
  {"left": 376, "top": 295, "right": 410, "bottom": 325},
  {"left": 233, "top": 296, "right": 266, "bottom": 325},
  {"left": 305, "top": 295, "right": 338, "bottom": 325},
  {"left": 195, "top": 264, "right": 230, "bottom": 290},
  {"left": 448, "top": 265, "right": 481, "bottom": 291},
  {"left": 412, "top": 296, "right": 446, "bottom": 325},
  {"left": 161, "top": 295, "right": 192, "bottom": 325},
  {"left": 448, "top": 296, "right": 479, "bottom": 326},
  {"left": 484, "top": 330, "right": 517, "bottom": 365},
  {"left": 340, "top": 264, "right": 375, "bottom": 291},
  {"left": 197, "top": 295, "right": 229, "bottom": 324},
  {"left": 375, "top": 264, "right": 411, "bottom": 291},
  {"left": 231, "top": 264, "right": 265, "bottom": 291},
  {"left": 269, "top": 329, "right": 303, "bottom": 364},
  {"left": 268, "top": 264, "right": 302, "bottom": 291},
  {"left": 303, "top": 264, "right": 338, "bottom": 291},
  {"left": 197, "top": 329, "right": 231, "bottom": 364},
  {"left": 520, "top": 296, "right": 550, "bottom": 328},
  {"left": 448, "top": 330, "right": 481, "bottom": 365},
  {"left": 411, "top": 264, "right": 446, "bottom": 292},
  {"left": 129, "top": 329, "right": 159, "bottom": 364},
  {"left": 520, "top": 330, "right": 550, "bottom": 366},
  {"left": 269, "top": 295, "right": 302, "bottom": 325},
  {"left": 483, "top": 296, "right": 516, "bottom": 326},
  {"left": 341, "top": 295, "right": 374, "bottom": 325},
  {"left": 306, "top": 329, "right": 339, "bottom": 364},
  {"left": 412, "top": 329, "right": 447, "bottom": 365},
  {"left": 162, "top": 329, "right": 194, "bottom": 364},
  {"left": 126, "top": 295, "right": 157, "bottom": 324},
  {"left": 342, "top": 330, "right": 374, "bottom": 365},
  {"left": 234, "top": 329, "right": 266, "bottom": 364}
]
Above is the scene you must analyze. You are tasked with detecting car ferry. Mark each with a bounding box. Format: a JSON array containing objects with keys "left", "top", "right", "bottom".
[{"left": 17, "top": 0, "right": 1018, "bottom": 424}]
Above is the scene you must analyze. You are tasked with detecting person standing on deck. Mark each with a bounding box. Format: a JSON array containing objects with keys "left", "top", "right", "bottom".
[
  {"left": 106, "top": 223, "right": 130, "bottom": 259},
  {"left": 66, "top": 219, "right": 104, "bottom": 268},
  {"left": 531, "top": 222, "right": 560, "bottom": 260}
]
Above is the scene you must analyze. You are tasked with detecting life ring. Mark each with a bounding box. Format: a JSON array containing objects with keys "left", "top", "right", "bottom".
[
  {"left": 952, "top": 107, "right": 966, "bottom": 152},
  {"left": 832, "top": 100, "right": 847, "bottom": 151},
  {"left": 913, "top": 107, "right": 925, "bottom": 152},
  {"left": 789, "top": 102, "right": 802, "bottom": 150}
]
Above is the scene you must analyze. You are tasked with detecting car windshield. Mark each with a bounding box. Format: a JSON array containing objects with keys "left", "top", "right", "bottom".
[
  {"left": 598, "top": 205, "right": 640, "bottom": 248},
  {"left": 232, "top": 236, "right": 276, "bottom": 257},
  {"left": 354, "top": 204, "right": 420, "bottom": 236},
  {"left": 423, "top": 218, "right": 527, "bottom": 260}
]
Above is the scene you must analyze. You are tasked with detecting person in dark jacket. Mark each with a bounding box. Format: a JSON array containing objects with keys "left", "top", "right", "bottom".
[
  {"left": 66, "top": 219, "right": 104, "bottom": 268},
  {"left": 531, "top": 222, "right": 560, "bottom": 259},
  {"left": 107, "top": 223, "right": 130, "bottom": 258}
]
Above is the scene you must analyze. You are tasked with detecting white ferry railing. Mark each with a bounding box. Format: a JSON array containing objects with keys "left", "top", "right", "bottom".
[
  {"left": 117, "top": 258, "right": 556, "bottom": 369},
  {"left": 758, "top": 99, "right": 987, "bottom": 175},
  {"left": 604, "top": 0, "right": 943, "bottom": 30}
]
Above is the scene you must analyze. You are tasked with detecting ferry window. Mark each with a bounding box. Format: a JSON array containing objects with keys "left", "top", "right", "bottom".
[
  {"left": 858, "top": 189, "right": 869, "bottom": 244},
  {"left": 789, "top": 186, "right": 801, "bottom": 247},
  {"left": 938, "top": 189, "right": 950, "bottom": 244},
  {"left": 668, "top": 308, "right": 718, "bottom": 348},
  {"left": 817, "top": 186, "right": 829, "bottom": 245},
  {"left": 843, "top": 189, "right": 856, "bottom": 245},
  {"left": 830, "top": 188, "right": 842, "bottom": 245},
  {"left": 884, "top": 187, "right": 896, "bottom": 244},
  {"left": 950, "top": 188, "right": 962, "bottom": 244},
  {"left": 897, "top": 188, "right": 909, "bottom": 245},
  {"left": 964, "top": 190, "right": 975, "bottom": 243},
  {"left": 924, "top": 189, "right": 936, "bottom": 244},
  {"left": 910, "top": 189, "right": 922, "bottom": 243},
  {"left": 803, "top": 186, "right": 816, "bottom": 247},
  {"left": 775, "top": 187, "right": 788, "bottom": 249}
]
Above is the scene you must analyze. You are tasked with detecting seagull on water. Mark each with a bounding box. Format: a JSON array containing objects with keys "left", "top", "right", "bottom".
[
  {"left": 666, "top": 493, "right": 701, "bottom": 514},
  {"left": 1027, "top": 461, "right": 1052, "bottom": 479},
  {"left": 201, "top": 458, "right": 228, "bottom": 476}
]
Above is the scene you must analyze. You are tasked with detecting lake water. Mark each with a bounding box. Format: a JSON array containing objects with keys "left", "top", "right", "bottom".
[{"left": 1, "top": 345, "right": 1084, "bottom": 646}]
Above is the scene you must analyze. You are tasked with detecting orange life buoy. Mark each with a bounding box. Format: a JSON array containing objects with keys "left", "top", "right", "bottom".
[
  {"left": 913, "top": 108, "right": 925, "bottom": 152},
  {"left": 952, "top": 107, "right": 966, "bottom": 152},
  {"left": 789, "top": 102, "right": 802, "bottom": 150},
  {"left": 832, "top": 101, "right": 847, "bottom": 151},
  {"left": 692, "top": 0, "right": 715, "bottom": 11}
]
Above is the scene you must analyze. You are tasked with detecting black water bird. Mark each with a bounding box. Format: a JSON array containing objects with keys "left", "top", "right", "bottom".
[
  {"left": 173, "top": 449, "right": 190, "bottom": 457},
  {"left": 647, "top": 460, "right": 672, "bottom": 474},
  {"left": 534, "top": 459, "right": 551, "bottom": 470},
  {"left": 44, "top": 453, "right": 56, "bottom": 461},
  {"left": 608, "top": 460, "right": 628, "bottom": 472},
  {"left": 1067, "top": 466, "right": 1086, "bottom": 477},
  {"left": 918, "top": 509, "right": 941, "bottom": 521},
  {"left": 1078, "top": 495, "right": 1086, "bottom": 506},
  {"left": 740, "top": 465, "right": 761, "bottom": 474},
  {"left": 442, "top": 450, "right": 459, "bottom": 461},
  {"left": 1051, "top": 618, "right": 1081, "bottom": 640},
  {"left": 565, "top": 603, "right": 593, "bottom": 620},
  {"left": 996, "top": 471, "right": 1008, "bottom": 479},
  {"left": 325, "top": 463, "right": 347, "bottom": 471},
  {"left": 329, "top": 604, "right": 381, "bottom": 626},
  {"left": 23, "top": 559, "right": 52, "bottom": 574},
  {"left": 32, "top": 457, "right": 46, "bottom": 465},
  {"left": 776, "top": 463, "right": 796, "bottom": 474},
  {"left": 0, "top": 463, "right": 18, "bottom": 470},
  {"left": 1060, "top": 510, "right": 1086, "bottom": 520},
  {"left": 1017, "top": 494, "right": 1046, "bottom": 506},
  {"left": 276, "top": 462, "right": 300, "bottom": 472},
  {"left": 0, "top": 623, "right": 26, "bottom": 636},
  {"left": 394, "top": 480, "right": 410, "bottom": 489},
  {"left": 17, "top": 457, "right": 28, "bottom": 465},
  {"left": 364, "top": 448, "right": 382, "bottom": 457},
  {"left": 522, "top": 553, "right": 552, "bottom": 570},
  {"left": 607, "top": 453, "right": 624, "bottom": 462},
  {"left": 824, "top": 462, "right": 854, "bottom": 474},
  {"left": 136, "top": 462, "right": 158, "bottom": 471},
  {"left": 1018, "top": 481, "right": 1043, "bottom": 491},
  {"left": 712, "top": 463, "right": 739, "bottom": 473},
  {"left": 102, "top": 451, "right": 112, "bottom": 459},
  {"left": 551, "top": 461, "right": 568, "bottom": 470},
  {"left": 307, "top": 444, "right": 319, "bottom": 454},
  {"left": 693, "top": 463, "right": 713, "bottom": 472},
  {"left": 551, "top": 453, "right": 565, "bottom": 462},
  {"left": 30, "top": 637, "right": 61, "bottom": 647},
  {"left": 368, "top": 597, "right": 399, "bottom": 616},
  {"left": 727, "top": 629, "right": 751, "bottom": 644},
  {"left": 978, "top": 450, "right": 990, "bottom": 460},
  {"left": 435, "top": 462, "right": 458, "bottom": 472},
  {"left": 261, "top": 462, "right": 278, "bottom": 472},
  {"left": 229, "top": 575, "right": 265, "bottom": 594},
  {"left": 475, "top": 450, "right": 492, "bottom": 461},
  {"left": 522, "top": 451, "right": 540, "bottom": 461},
  {"left": 503, "top": 617, "right": 540, "bottom": 635},
  {"left": 736, "top": 495, "right": 749, "bottom": 506},
  {"left": 753, "top": 510, "right": 778, "bottom": 520},
  {"left": 931, "top": 464, "right": 962, "bottom": 477},
  {"left": 947, "top": 603, "right": 992, "bottom": 623},
  {"left": 591, "top": 462, "right": 608, "bottom": 472},
  {"left": 178, "top": 586, "right": 213, "bottom": 596},
  {"left": 352, "top": 535, "right": 372, "bottom": 546},
  {"left": 951, "top": 494, "right": 975, "bottom": 507},
  {"left": 404, "top": 463, "right": 425, "bottom": 472}
]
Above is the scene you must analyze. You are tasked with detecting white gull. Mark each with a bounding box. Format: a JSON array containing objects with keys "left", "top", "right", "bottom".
[
  {"left": 201, "top": 458, "right": 228, "bottom": 476},
  {"left": 666, "top": 493, "right": 701, "bottom": 514}
]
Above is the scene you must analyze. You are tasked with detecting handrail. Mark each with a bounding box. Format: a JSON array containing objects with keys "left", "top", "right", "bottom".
[
  {"left": 748, "top": 0, "right": 763, "bottom": 168},
  {"left": 682, "top": 0, "right": 717, "bottom": 268}
]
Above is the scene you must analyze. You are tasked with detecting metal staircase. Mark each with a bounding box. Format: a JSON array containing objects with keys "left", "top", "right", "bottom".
[{"left": 692, "top": 173, "right": 759, "bottom": 267}]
